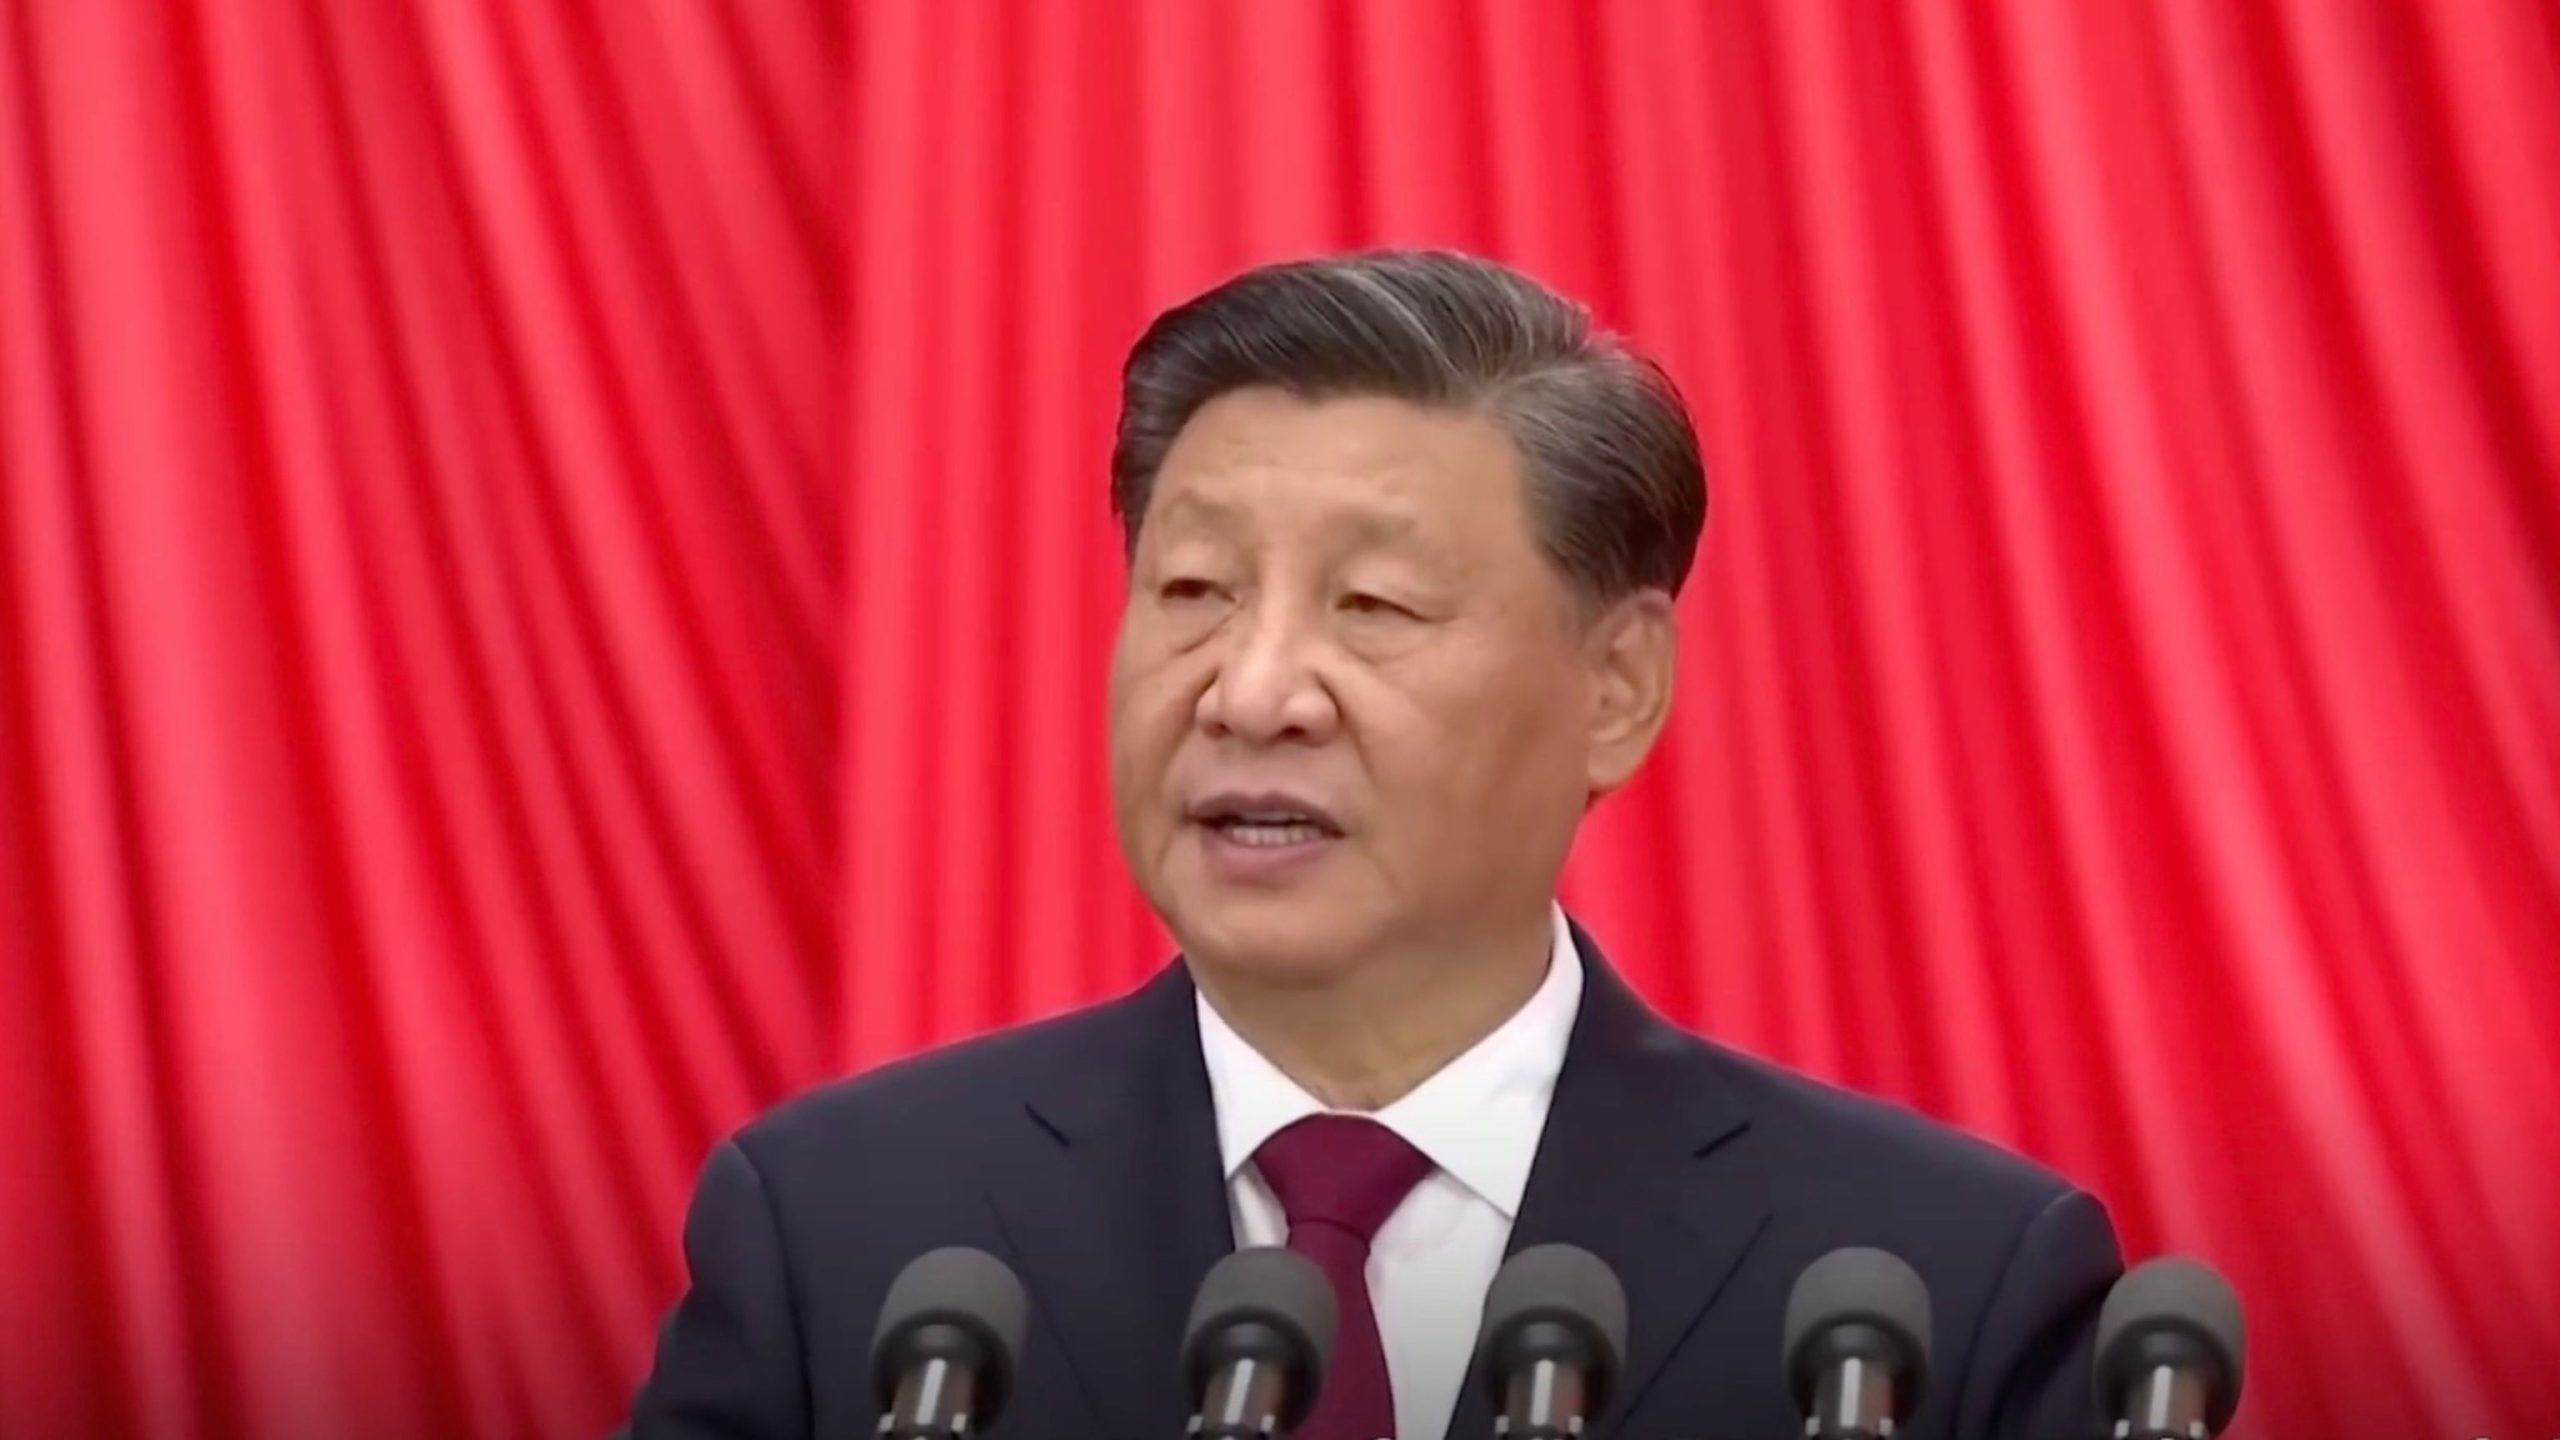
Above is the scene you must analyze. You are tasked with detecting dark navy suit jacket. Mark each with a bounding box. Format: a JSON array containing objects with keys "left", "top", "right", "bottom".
[{"left": 619, "top": 925, "right": 2122, "bottom": 1440}]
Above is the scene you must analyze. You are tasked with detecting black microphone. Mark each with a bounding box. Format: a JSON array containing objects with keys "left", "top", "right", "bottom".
[
  {"left": 1182, "top": 1246, "right": 1337, "bottom": 1440},
  {"left": 2094, "top": 1257, "right": 2246, "bottom": 1440},
  {"left": 1471, "top": 1244, "right": 1628, "bottom": 1440},
  {"left": 869, "top": 1246, "right": 1031, "bottom": 1439},
  {"left": 1784, "top": 1247, "right": 1933, "bottom": 1440}
]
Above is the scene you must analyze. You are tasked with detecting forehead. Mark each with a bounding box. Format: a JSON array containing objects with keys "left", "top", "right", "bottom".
[{"left": 1147, "top": 388, "right": 1528, "bottom": 542}]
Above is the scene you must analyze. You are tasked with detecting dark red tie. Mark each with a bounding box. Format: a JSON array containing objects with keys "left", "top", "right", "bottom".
[{"left": 1253, "top": 1115, "right": 1434, "bottom": 1440}]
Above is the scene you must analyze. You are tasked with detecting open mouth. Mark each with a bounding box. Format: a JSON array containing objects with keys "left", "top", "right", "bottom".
[{"left": 1188, "top": 793, "right": 1345, "bottom": 849}]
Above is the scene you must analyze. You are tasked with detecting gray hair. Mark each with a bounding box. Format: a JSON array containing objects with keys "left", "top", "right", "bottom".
[{"left": 1109, "top": 249, "right": 1707, "bottom": 603}]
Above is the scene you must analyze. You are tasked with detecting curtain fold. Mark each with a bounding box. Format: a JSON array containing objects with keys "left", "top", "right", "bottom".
[{"left": 3, "top": 2, "right": 2552, "bottom": 1436}]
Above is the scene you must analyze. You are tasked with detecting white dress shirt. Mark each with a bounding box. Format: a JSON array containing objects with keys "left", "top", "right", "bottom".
[{"left": 1195, "top": 906, "right": 1584, "bottom": 1440}]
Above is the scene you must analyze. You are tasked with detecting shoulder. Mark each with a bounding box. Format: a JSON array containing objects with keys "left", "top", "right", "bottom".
[
  {"left": 726, "top": 968, "right": 1178, "bottom": 1180},
  {"left": 1661, "top": 1025, "right": 2116, "bottom": 1298},
  {"left": 1657, "top": 1026, "right": 2122, "bottom": 1359},
  {"left": 1703, "top": 1037, "right": 2077, "bottom": 1209},
  {"left": 1569, "top": 934, "right": 2083, "bottom": 1224}
]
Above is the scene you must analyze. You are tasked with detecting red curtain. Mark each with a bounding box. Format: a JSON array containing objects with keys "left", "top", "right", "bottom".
[{"left": 4, "top": 2, "right": 2554, "bottom": 1437}]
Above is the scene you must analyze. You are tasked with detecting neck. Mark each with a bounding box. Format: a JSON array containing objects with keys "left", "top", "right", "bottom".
[{"left": 1194, "top": 910, "right": 1557, "bottom": 1111}]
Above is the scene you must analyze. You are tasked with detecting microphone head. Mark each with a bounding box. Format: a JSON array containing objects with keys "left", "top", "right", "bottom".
[
  {"left": 1473, "top": 1244, "right": 1631, "bottom": 1415},
  {"left": 869, "top": 1246, "right": 1031, "bottom": 1426},
  {"left": 1783, "top": 1247, "right": 1933, "bottom": 1418},
  {"left": 2095, "top": 1257, "right": 2246, "bottom": 1433},
  {"left": 1182, "top": 1246, "right": 1338, "bottom": 1430}
]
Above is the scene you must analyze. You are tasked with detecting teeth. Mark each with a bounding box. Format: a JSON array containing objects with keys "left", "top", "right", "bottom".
[{"left": 1218, "top": 820, "right": 1330, "bottom": 847}]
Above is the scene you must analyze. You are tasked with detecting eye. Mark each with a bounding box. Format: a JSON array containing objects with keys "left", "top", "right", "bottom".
[
  {"left": 1159, "top": 576, "right": 1222, "bottom": 603},
  {"left": 1340, "top": 591, "right": 1411, "bottom": 618}
]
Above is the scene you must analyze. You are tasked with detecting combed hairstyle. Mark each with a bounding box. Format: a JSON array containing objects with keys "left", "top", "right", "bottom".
[{"left": 1108, "top": 249, "right": 1707, "bottom": 605}]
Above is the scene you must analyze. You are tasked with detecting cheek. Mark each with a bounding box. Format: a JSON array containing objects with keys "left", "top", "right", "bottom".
[
  {"left": 1107, "top": 652, "right": 1201, "bottom": 792},
  {"left": 1352, "top": 654, "right": 1586, "bottom": 814}
]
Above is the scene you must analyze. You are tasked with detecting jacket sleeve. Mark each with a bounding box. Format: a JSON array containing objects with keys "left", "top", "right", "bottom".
[
  {"left": 1951, "top": 1186, "right": 2124, "bottom": 1440},
  {"left": 615, "top": 1138, "right": 811, "bottom": 1439}
]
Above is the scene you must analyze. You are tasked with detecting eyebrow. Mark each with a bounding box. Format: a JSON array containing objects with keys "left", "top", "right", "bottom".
[
  {"left": 1147, "top": 490, "right": 1239, "bottom": 533},
  {"left": 1332, "top": 508, "right": 1420, "bottom": 548},
  {"left": 1153, "top": 490, "right": 1421, "bottom": 542},
  {"left": 1147, "top": 486, "right": 1440, "bottom": 564}
]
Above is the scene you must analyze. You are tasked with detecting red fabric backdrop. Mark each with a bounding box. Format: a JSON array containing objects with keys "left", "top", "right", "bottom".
[{"left": 4, "top": 2, "right": 2556, "bottom": 1436}]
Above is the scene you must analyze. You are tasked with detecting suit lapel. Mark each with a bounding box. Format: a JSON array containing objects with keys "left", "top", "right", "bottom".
[
  {"left": 1442, "top": 929, "right": 1769, "bottom": 1440},
  {"left": 985, "top": 964, "right": 1233, "bottom": 1440},
  {"left": 982, "top": 932, "right": 1767, "bottom": 1440}
]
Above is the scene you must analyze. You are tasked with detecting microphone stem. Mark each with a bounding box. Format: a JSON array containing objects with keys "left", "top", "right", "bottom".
[
  {"left": 1807, "top": 1357, "right": 1896, "bottom": 1439},
  {"left": 882, "top": 1356, "right": 974, "bottom": 1439},
  {"left": 1495, "top": 1357, "right": 1589, "bottom": 1440},
  {"left": 2115, "top": 1363, "right": 2211, "bottom": 1440},
  {"left": 1189, "top": 1356, "right": 1282, "bottom": 1440}
]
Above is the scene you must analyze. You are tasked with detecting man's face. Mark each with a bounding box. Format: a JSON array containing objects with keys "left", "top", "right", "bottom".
[{"left": 1107, "top": 388, "right": 1615, "bottom": 985}]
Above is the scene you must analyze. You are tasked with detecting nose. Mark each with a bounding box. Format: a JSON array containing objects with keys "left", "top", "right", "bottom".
[{"left": 1195, "top": 597, "right": 1340, "bottom": 746}]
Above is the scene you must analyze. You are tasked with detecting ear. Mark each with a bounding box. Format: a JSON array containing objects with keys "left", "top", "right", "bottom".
[{"left": 1583, "top": 589, "right": 1679, "bottom": 796}]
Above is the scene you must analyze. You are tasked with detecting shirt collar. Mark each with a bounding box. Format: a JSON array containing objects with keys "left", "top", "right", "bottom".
[{"left": 1195, "top": 905, "right": 1584, "bottom": 1220}]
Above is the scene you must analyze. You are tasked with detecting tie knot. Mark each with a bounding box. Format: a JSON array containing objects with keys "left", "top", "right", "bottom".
[{"left": 1253, "top": 1114, "right": 1432, "bottom": 1244}]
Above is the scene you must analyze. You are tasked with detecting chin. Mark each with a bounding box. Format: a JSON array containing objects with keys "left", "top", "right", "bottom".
[{"left": 1164, "top": 893, "right": 1375, "bottom": 989}]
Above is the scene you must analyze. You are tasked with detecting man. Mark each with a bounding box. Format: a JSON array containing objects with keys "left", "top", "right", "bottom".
[{"left": 620, "top": 251, "right": 2121, "bottom": 1440}]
